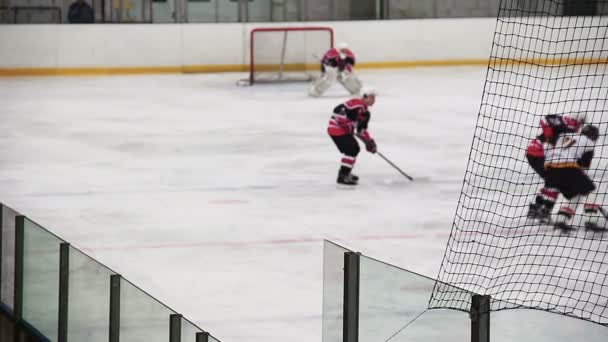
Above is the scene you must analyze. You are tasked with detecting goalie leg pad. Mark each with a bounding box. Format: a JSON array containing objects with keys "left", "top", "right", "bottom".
[
  {"left": 309, "top": 67, "right": 337, "bottom": 97},
  {"left": 339, "top": 71, "right": 362, "bottom": 96}
]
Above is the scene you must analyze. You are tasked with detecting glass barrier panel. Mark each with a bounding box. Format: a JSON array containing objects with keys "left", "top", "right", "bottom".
[
  {"left": 22, "top": 218, "right": 63, "bottom": 341},
  {"left": 187, "top": 0, "right": 239, "bottom": 23},
  {"left": 67, "top": 246, "right": 115, "bottom": 342},
  {"left": 299, "top": 0, "right": 351, "bottom": 21},
  {"left": 120, "top": 278, "right": 176, "bottom": 342},
  {"left": 110, "top": 0, "right": 152, "bottom": 22},
  {"left": 181, "top": 317, "right": 203, "bottom": 341},
  {"left": 152, "top": 0, "right": 175, "bottom": 22},
  {"left": 244, "top": 0, "right": 302, "bottom": 22},
  {"left": 321, "top": 240, "right": 352, "bottom": 342},
  {"left": 492, "top": 309, "right": 608, "bottom": 342},
  {"left": 382, "top": 308, "right": 469, "bottom": 341},
  {"left": 1, "top": 205, "right": 18, "bottom": 311},
  {"left": 209, "top": 334, "right": 220, "bottom": 342},
  {"left": 358, "top": 255, "right": 470, "bottom": 341},
  {"left": 385, "top": 0, "right": 435, "bottom": 19}
]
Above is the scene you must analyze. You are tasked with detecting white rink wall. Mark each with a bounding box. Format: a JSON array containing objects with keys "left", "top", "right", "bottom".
[{"left": 0, "top": 19, "right": 496, "bottom": 72}]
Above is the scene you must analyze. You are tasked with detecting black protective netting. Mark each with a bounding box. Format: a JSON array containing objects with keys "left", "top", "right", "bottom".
[{"left": 431, "top": 0, "right": 608, "bottom": 326}]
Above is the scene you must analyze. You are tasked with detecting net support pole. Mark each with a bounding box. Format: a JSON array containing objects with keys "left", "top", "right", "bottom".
[
  {"left": 343, "top": 251, "right": 360, "bottom": 342},
  {"left": 13, "top": 216, "right": 24, "bottom": 321},
  {"left": 278, "top": 30, "right": 288, "bottom": 81},
  {"left": 196, "top": 331, "right": 210, "bottom": 342},
  {"left": 470, "top": 294, "right": 490, "bottom": 342},
  {"left": 109, "top": 274, "right": 122, "bottom": 342},
  {"left": 169, "top": 314, "right": 182, "bottom": 342},
  {"left": 58, "top": 243, "right": 70, "bottom": 342}
]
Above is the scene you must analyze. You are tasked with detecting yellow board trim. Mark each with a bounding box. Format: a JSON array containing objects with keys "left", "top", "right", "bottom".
[{"left": 1, "top": 58, "right": 606, "bottom": 77}]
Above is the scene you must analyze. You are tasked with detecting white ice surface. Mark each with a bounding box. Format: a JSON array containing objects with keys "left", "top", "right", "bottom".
[{"left": 0, "top": 67, "right": 606, "bottom": 341}]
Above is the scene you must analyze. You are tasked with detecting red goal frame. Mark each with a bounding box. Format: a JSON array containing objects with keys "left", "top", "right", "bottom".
[{"left": 248, "top": 26, "right": 334, "bottom": 85}]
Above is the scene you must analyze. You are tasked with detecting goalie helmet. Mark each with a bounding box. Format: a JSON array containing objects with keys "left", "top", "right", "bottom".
[
  {"left": 362, "top": 88, "right": 378, "bottom": 98},
  {"left": 337, "top": 42, "right": 349, "bottom": 51},
  {"left": 581, "top": 124, "right": 599, "bottom": 142}
]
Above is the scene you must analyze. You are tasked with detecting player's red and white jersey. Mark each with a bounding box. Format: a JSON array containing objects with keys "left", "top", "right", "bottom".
[
  {"left": 526, "top": 138, "right": 544, "bottom": 157},
  {"left": 526, "top": 114, "right": 582, "bottom": 157},
  {"left": 540, "top": 114, "right": 582, "bottom": 142},
  {"left": 327, "top": 98, "right": 369, "bottom": 137},
  {"left": 544, "top": 132, "right": 595, "bottom": 168}
]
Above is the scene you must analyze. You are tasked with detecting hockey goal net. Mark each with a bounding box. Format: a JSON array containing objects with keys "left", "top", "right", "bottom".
[{"left": 242, "top": 26, "right": 334, "bottom": 85}]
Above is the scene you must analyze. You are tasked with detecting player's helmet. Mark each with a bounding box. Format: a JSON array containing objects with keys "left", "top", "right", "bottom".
[
  {"left": 362, "top": 88, "right": 377, "bottom": 98},
  {"left": 569, "top": 112, "right": 587, "bottom": 124},
  {"left": 337, "top": 42, "right": 349, "bottom": 51},
  {"left": 581, "top": 124, "right": 599, "bottom": 142}
]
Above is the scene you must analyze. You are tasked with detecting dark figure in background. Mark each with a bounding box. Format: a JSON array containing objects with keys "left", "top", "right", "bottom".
[{"left": 68, "top": 0, "right": 94, "bottom": 23}]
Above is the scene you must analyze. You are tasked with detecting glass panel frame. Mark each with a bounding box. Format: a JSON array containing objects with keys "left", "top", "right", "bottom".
[
  {"left": 22, "top": 218, "right": 64, "bottom": 341},
  {"left": 67, "top": 246, "right": 116, "bottom": 342},
  {"left": 358, "top": 254, "right": 473, "bottom": 341},
  {"left": 119, "top": 278, "right": 177, "bottom": 342},
  {"left": 321, "top": 240, "right": 352, "bottom": 342},
  {"left": 1, "top": 205, "right": 18, "bottom": 311}
]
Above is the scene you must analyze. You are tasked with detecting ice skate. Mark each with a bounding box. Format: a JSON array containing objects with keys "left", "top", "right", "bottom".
[
  {"left": 527, "top": 203, "right": 540, "bottom": 219},
  {"left": 554, "top": 207, "right": 575, "bottom": 230},
  {"left": 337, "top": 173, "right": 358, "bottom": 186}
]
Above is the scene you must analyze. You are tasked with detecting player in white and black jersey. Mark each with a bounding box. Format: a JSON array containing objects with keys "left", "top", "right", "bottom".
[
  {"left": 541, "top": 124, "right": 603, "bottom": 229},
  {"left": 526, "top": 113, "right": 585, "bottom": 219}
]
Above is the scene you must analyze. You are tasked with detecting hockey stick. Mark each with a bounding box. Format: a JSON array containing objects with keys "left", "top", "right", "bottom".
[
  {"left": 354, "top": 134, "right": 413, "bottom": 181},
  {"left": 376, "top": 151, "right": 414, "bottom": 181},
  {"left": 599, "top": 206, "right": 608, "bottom": 220}
]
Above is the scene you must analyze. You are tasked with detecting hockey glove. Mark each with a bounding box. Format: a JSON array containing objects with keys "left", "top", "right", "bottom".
[{"left": 364, "top": 139, "right": 377, "bottom": 153}]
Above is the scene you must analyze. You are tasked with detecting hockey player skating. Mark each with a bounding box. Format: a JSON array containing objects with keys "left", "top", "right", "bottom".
[
  {"left": 327, "top": 88, "right": 377, "bottom": 185},
  {"left": 541, "top": 124, "right": 604, "bottom": 230},
  {"left": 309, "top": 42, "right": 362, "bottom": 97},
  {"left": 526, "top": 113, "right": 586, "bottom": 219}
]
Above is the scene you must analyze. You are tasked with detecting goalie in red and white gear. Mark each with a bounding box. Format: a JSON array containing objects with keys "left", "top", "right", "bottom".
[
  {"left": 327, "top": 88, "right": 377, "bottom": 185},
  {"left": 309, "top": 42, "right": 362, "bottom": 97},
  {"left": 541, "top": 124, "right": 604, "bottom": 229},
  {"left": 526, "top": 112, "right": 586, "bottom": 220}
]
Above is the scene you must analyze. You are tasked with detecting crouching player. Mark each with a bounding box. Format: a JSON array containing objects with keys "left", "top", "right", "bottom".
[
  {"left": 542, "top": 124, "right": 604, "bottom": 230},
  {"left": 309, "top": 42, "right": 362, "bottom": 97},
  {"left": 526, "top": 113, "right": 586, "bottom": 219}
]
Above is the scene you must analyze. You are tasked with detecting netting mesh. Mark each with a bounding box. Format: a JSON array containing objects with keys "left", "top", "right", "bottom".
[
  {"left": 431, "top": 0, "right": 608, "bottom": 326},
  {"left": 248, "top": 27, "right": 333, "bottom": 84}
]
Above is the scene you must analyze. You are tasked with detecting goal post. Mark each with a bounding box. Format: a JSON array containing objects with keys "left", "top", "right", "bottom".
[{"left": 243, "top": 26, "right": 334, "bottom": 85}]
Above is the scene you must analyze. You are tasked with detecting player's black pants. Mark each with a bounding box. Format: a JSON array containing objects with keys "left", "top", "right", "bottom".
[
  {"left": 526, "top": 154, "right": 546, "bottom": 179},
  {"left": 331, "top": 134, "right": 360, "bottom": 177},
  {"left": 545, "top": 167, "right": 595, "bottom": 200},
  {"left": 330, "top": 134, "right": 360, "bottom": 158}
]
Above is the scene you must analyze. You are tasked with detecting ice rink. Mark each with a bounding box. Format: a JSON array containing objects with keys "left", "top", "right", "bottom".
[{"left": 1, "top": 67, "right": 606, "bottom": 341}]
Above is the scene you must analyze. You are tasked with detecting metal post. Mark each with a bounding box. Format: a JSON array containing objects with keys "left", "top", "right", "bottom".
[
  {"left": 470, "top": 294, "right": 490, "bottom": 342},
  {"left": 13, "top": 216, "right": 24, "bottom": 321},
  {"left": 169, "top": 314, "right": 182, "bottom": 342},
  {"left": 58, "top": 243, "right": 70, "bottom": 342},
  {"left": 109, "top": 274, "right": 121, "bottom": 342},
  {"left": 196, "top": 331, "right": 209, "bottom": 342},
  {"left": 343, "top": 251, "right": 360, "bottom": 342}
]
